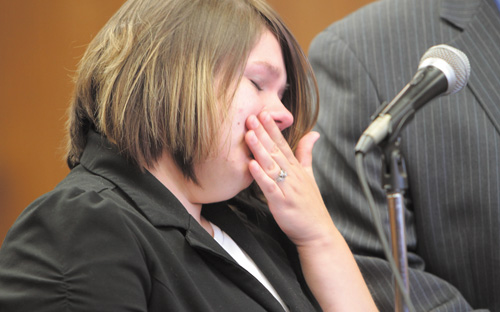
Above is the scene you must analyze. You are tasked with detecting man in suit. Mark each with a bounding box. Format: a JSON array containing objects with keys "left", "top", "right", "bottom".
[{"left": 309, "top": 0, "right": 500, "bottom": 310}]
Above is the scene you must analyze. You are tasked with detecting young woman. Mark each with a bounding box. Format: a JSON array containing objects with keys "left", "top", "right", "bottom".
[{"left": 0, "top": 0, "right": 377, "bottom": 311}]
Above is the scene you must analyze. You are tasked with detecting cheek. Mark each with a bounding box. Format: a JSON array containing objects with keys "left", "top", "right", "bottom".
[
  {"left": 232, "top": 105, "right": 257, "bottom": 137},
  {"left": 229, "top": 83, "right": 263, "bottom": 133},
  {"left": 234, "top": 100, "right": 261, "bottom": 127}
]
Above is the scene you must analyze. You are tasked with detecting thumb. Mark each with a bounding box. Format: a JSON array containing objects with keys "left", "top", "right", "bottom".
[{"left": 295, "top": 131, "right": 320, "bottom": 168}]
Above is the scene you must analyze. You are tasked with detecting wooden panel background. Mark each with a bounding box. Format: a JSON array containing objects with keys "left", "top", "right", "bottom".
[{"left": 0, "top": 0, "right": 374, "bottom": 244}]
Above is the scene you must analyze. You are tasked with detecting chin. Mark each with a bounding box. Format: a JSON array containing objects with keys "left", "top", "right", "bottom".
[{"left": 229, "top": 173, "right": 254, "bottom": 198}]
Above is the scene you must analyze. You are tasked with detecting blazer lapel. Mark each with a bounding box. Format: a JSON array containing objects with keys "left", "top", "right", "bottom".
[
  {"left": 204, "top": 203, "right": 319, "bottom": 312},
  {"left": 186, "top": 211, "right": 287, "bottom": 312},
  {"left": 442, "top": 0, "right": 500, "bottom": 134}
]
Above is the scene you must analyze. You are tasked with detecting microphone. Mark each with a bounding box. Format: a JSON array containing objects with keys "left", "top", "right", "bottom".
[{"left": 355, "top": 44, "right": 471, "bottom": 154}]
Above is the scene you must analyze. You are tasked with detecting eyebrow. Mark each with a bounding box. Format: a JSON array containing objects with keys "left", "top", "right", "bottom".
[
  {"left": 246, "top": 61, "right": 289, "bottom": 97},
  {"left": 251, "top": 61, "right": 285, "bottom": 79}
]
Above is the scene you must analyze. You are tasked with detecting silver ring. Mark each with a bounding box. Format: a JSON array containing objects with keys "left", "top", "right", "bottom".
[{"left": 276, "top": 169, "right": 287, "bottom": 182}]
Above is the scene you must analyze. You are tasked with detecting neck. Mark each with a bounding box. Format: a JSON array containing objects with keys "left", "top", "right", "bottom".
[{"left": 146, "top": 153, "right": 214, "bottom": 236}]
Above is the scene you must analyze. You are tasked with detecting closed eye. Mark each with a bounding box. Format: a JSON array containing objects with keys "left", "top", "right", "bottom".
[{"left": 250, "top": 80, "right": 263, "bottom": 91}]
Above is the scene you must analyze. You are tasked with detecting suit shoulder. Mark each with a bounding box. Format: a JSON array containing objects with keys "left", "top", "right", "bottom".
[{"left": 311, "top": 0, "right": 438, "bottom": 49}]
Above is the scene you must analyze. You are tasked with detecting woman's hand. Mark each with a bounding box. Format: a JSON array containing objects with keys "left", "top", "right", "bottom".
[
  {"left": 244, "top": 111, "right": 335, "bottom": 247},
  {"left": 245, "top": 111, "right": 378, "bottom": 312}
]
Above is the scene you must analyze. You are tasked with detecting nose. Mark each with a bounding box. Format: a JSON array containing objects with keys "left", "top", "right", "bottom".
[{"left": 266, "top": 98, "right": 294, "bottom": 131}]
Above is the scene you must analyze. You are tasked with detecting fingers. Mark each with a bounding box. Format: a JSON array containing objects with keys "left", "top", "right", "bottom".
[
  {"left": 247, "top": 159, "right": 284, "bottom": 200},
  {"left": 245, "top": 113, "right": 333, "bottom": 253},
  {"left": 295, "top": 131, "right": 320, "bottom": 168},
  {"left": 246, "top": 112, "right": 319, "bottom": 172},
  {"left": 246, "top": 112, "right": 295, "bottom": 163},
  {"left": 245, "top": 111, "right": 320, "bottom": 197},
  {"left": 245, "top": 113, "right": 285, "bottom": 184},
  {"left": 245, "top": 129, "right": 282, "bottom": 181}
]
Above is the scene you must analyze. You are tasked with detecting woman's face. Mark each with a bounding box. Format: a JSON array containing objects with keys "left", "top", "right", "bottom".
[{"left": 192, "top": 29, "right": 293, "bottom": 204}]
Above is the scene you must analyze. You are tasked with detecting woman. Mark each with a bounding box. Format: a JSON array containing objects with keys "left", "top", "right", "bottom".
[{"left": 0, "top": 0, "right": 377, "bottom": 311}]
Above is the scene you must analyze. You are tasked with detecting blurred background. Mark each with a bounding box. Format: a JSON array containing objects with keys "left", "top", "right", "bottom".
[{"left": 0, "top": 0, "right": 375, "bottom": 244}]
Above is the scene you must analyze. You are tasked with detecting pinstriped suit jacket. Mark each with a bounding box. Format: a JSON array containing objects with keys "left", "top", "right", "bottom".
[{"left": 309, "top": 0, "right": 500, "bottom": 311}]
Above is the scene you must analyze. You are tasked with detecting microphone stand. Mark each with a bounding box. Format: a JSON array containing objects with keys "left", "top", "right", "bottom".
[{"left": 381, "top": 138, "right": 410, "bottom": 312}]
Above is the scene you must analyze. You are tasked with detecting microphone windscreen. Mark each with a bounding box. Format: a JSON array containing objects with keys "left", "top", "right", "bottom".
[{"left": 419, "top": 44, "right": 471, "bottom": 94}]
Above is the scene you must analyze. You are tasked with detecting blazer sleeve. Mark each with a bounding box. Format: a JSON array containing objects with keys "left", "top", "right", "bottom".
[
  {"left": 0, "top": 187, "right": 151, "bottom": 312},
  {"left": 309, "top": 30, "right": 487, "bottom": 312}
]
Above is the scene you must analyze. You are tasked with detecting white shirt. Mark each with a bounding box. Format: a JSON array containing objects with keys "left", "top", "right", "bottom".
[{"left": 210, "top": 222, "right": 290, "bottom": 312}]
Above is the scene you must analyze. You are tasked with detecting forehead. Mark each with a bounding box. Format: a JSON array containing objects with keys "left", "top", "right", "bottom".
[{"left": 245, "top": 30, "right": 286, "bottom": 79}]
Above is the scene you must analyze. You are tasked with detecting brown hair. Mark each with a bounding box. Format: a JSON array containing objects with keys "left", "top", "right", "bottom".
[{"left": 66, "top": 0, "right": 318, "bottom": 183}]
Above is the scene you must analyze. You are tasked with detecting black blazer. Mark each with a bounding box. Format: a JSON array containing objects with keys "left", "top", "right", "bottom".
[
  {"left": 0, "top": 131, "right": 319, "bottom": 312},
  {"left": 309, "top": 0, "right": 500, "bottom": 311}
]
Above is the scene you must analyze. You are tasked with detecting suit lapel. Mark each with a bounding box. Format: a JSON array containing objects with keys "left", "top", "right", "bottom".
[
  {"left": 440, "top": 0, "right": 482, "bottom": 29},
  {"left": 442, "top": 0, "right": 500, "bottom": 134}
]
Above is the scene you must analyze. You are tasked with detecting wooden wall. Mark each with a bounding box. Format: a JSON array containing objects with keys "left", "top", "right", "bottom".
[{"left": 0, "top": 0, "right": 374, "bottom": 244}]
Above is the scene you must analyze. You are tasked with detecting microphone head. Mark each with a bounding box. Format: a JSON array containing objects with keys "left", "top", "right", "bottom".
[{"left": 418, "top": 44, "right": 471, "bottom": 95}]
